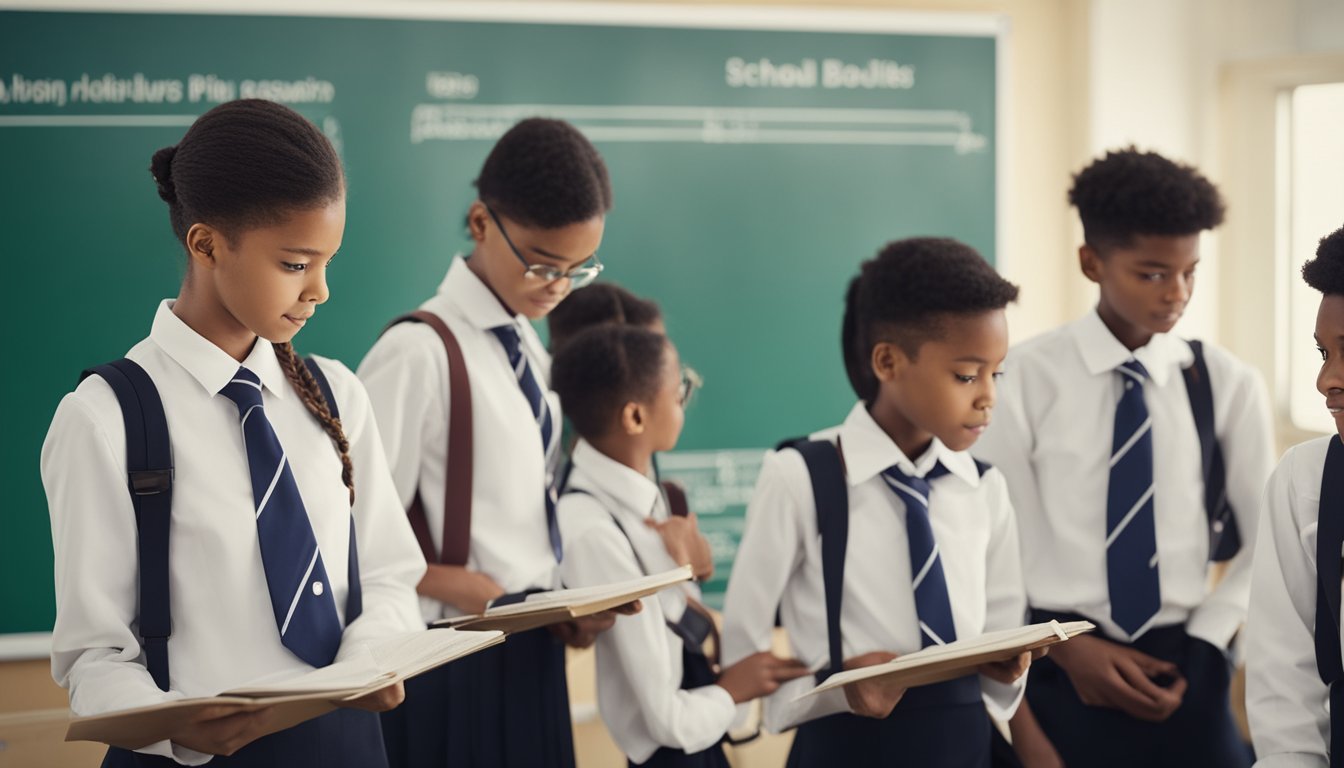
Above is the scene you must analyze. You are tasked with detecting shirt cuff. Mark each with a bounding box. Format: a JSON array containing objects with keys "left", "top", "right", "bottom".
[
  {"left": 1251, "top": 753, "right": 1329, "bottom": 768},
  {"left": 980, "top": 675, "right": 1025, "bottom": 721},
  {"left": 1185, "top": 604, "right": 1242, "bottom": 654}
]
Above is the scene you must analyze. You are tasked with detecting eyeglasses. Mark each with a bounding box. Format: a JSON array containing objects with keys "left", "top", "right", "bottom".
[
  {"left": 678, "top": 366, "right": 703, "bottom": 408},
  {"left": 485, "top": 205, "right": 604, "bottom": 289}
]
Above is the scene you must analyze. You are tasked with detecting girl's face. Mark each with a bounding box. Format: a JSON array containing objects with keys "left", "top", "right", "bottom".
[
  {"left": 466, "top": 201, "right": 605, "bottom": 320},
  {"left": 642, "top": 343, "right": 687, "bottom": 453},
  {"left": 1316, "top": 293, "right": 1344, "bottom": 438},
  {"left": 207, "top": 199, "right": 346, "bottom": 344}
]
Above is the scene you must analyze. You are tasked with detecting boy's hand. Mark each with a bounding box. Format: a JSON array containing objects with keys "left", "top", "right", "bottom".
[
  {"left": 977, "top": 648, "right": 1042, "bottom": 684},
  {"left": 1009, "top": 700, "right": 1066, "bottom": 768},
  {"left": 645, "top": 514, "right": 714, "bottom": 581},
  {"left": 340, "top": 681, "right": 405, "bottom": 712},
  {"left": 549, "top": 601, "right": 642, "bottom": 648},
  {"left": 168, "top": 704, "right": 279, "bottom": 756},
  {"left": 416, "top": 564, "right": 504, "bottom": 615},
  {"left": 716, "top": 651, "right": 810, "bottom": 703},
  {"left": 1049, "top": 634, "right": 1186, "bottom": 721},
  {"left": 841, "top": 651, "right": 906, "bottom": 719}
]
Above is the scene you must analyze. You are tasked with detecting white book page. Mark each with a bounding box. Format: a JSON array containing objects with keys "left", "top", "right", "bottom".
[{"left": 480, "top": 565, "right": 692, "bottom": 617}]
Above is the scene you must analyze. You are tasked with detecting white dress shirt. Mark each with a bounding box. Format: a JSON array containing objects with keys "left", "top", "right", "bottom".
[
  {"left": 357, "top": 256, "right": 560, "bottom": 622},
  {"left": 973, "top": 310, "right": 1274, "bottom": 649},
  {"left": 1246, "top": 436, "right": 1336, "bottom": 768},
  {"left": 557, "top": 440, "right": 735, "bottom": 763},
  {"left": 720, "top": 402, "right": 1027, "bottom": 733},
  {"left": 42, "top": 301, "right": 426, "bottom": 765}
]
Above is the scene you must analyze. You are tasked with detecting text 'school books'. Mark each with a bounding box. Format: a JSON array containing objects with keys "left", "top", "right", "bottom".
[
  {"left": 434, "top": 565, "right": 695, "bottom": 634},
  {"left": 66, "top": 628, "right": 504, "bottom": 750},
  {"left": 798, "top": 620, "right": 1096, "bottom": 701}
]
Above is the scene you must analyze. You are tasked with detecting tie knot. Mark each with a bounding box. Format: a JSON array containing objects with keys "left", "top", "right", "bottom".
[
  {"left": 491, "top": 325, "right": 522, "bottom": 360},
  {"left": 220, "top": 366, "right": 264, "bottom": 410},
  {"left": 1117, "top": 359, "right": 1149, "bottom": 384},
  {"left": 881, "top": 461, "right": 947, "bottom": 505}
]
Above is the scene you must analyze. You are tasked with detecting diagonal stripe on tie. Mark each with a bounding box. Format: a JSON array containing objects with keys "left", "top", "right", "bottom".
[
  {"left": 1106, "top": 358, "right": 1161, "bottom": 638},
  {"left": 220, "top": 366, "right": 342, "bottom": 667},
  {"left": 491, "top": 325, "right": 563, "bottom": 561},
  {"left": 882, "top": 462, "right": 956, "bottom": 648}
]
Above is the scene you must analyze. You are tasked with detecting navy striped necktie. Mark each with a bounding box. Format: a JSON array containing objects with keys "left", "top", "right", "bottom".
[
  {"left": 220, "top": 366, "right": 342, "bottom": 667},
  {"left": 1107, "top": 358, "right": 1161, "bottom": 638},
  {"left": 881, "top": 461, "right": 956, "bottom": 648},
  {"left": 491, "top": 324, "right": 563, "bottom": 562}
]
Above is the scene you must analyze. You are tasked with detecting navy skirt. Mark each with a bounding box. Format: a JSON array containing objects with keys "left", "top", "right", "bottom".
[
  {"left": 629, "top": 645, "right": 730, "bottom": 768},
  {"left": 1026, "top": 620, "right": 1252, "bottom": 768},
  {"left": 381, "top": 626, "right": 575, "bottom": 768},
  {"left": 101, "top": 707, "right": 387, "bottom": 768},
  {"left": 786, "top": 674, "right": 991, "bottom": 768}
]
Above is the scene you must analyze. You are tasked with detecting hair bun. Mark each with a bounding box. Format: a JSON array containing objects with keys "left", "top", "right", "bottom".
[{"left": 150, "top": 145, "right": 178, "bottom": 204}]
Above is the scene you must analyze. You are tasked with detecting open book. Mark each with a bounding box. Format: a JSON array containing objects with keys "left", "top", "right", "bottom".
[
  {"left": 797, "top": 620, "right": 1095, "bottom": 700},
  {"left": 66, "top": 627, "right": 503, "bottom": 750},
  {"left": 433, "top": 565, "right": 694, "bottom": 634}
]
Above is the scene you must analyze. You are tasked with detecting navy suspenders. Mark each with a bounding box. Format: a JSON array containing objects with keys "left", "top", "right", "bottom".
[
  {"left": 1315, "top": 437, "right": 1344, "bottom": 767},
  {"left": 1183, "top": 340, "right": 1241, "bottom": 561},
  {"left": 783, "top": 440, "right": 849, "bottom": 684},
  {"left": 82, "top": 356, "right": 361, "bottom": 691}
]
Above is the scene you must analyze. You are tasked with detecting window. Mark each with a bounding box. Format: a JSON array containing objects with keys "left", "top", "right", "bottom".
[{"left": 1282, "top": 82, "right": 1344, "bottom": 433}]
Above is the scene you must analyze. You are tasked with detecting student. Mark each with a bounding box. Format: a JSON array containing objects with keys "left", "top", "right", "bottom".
[
  {"left": 552, "top": 324, "right": 809, "bottom": 767},
  {"left": 974, "top": 147, "right": 1273, "bottom": 767},
  {"left": 40, "top": 99, "right": 426, "bottom": 767},
  {"left": 1245, "top": 225, "right": 1344, "bottom": 767},
  {"left": 721, "top": 238, "right": 1034, "bottom": 767},
  {"left": 547, "top": 282, "right": 664, "bottom": 353},
  {"left": 358, "top": 117, "right": 629, "bottom": 768}
]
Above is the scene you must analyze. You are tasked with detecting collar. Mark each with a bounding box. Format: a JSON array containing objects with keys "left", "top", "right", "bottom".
[
  {"left": 149, "top": 300, "right": 288, "bottom": 399},
  {"left": 836, "top": 402, "right": 981, "bottom": 488},
  {"left": 570, "top": 439, "right": 663, "bottom": 520},
  {"left": 434, "top": 254, "right": 523, "bottom": 332},
  {"left": 1068, "top": 308, "right": 1193, "bottom": 387}
]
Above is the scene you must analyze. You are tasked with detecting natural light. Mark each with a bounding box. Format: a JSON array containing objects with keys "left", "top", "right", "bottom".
[{"left": 1284, "top": 82, "right": 1344, "bottom": 433}]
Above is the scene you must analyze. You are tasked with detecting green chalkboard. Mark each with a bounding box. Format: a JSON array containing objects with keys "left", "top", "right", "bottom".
[{"left": 0, "top": 6, "right": 998, "bottom": 639}]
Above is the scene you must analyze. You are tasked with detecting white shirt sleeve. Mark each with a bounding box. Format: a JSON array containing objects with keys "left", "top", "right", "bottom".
[
  {"left": 1187, "top": 364, "right": 1276, "bottom": 652},
  {"left": 43, "top": 386, "right": 211, "bottom": 766},
  {"left": 721, "top": 451, "right": 852, "bottom": 733},
  {"left": 977, "top": 469, "right": 1028, "bottom": 720},
  {"left": 972, "top": 364, "right": 1046, "bottom": 540},
  {"left": 1246, "top": 445, "right": 1330, "bottom": 768},
  {"left": 317, "top": 359, "right": 427, "bottom": 653},
  {"left": 355, "top": 323, "right": 447, "bottom": 510},
  {"left": 558, "top": 500, "right": 735, "bottom": 755}
]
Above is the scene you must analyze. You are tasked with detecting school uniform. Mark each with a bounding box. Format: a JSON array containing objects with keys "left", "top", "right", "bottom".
[
  {"left": 41, "top": 300, "right": 426, "bottom": 766},
  {"left": 720, "top": 402, "right": 1028, "bottom": 767},
  {"left": 357, "top": 255, "right": 573, "bottom": 768},
  {"left": 557, "top": 440, "right": 733, "bottom": 768},
  {"left": 1245, "top": 435, "right": 1341, "bottom": 768},
  {"left": 973, "top": 309, "right": 1274, "bottom": 767}
]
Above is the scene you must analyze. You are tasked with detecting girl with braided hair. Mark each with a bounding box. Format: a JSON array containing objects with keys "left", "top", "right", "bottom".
[{"left": 41, "top": 98, "right": 426, "bottom": 767}]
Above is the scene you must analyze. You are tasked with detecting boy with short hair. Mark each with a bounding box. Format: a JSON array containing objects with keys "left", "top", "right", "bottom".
[
  {"left": 722, "top": 237, "right": 1034, "bottom": 766},
  {"left": 975, "top": 147, "right": 1273, "bottom": 767},
  {"left": 1245, "top": 225, "right": 1344, "bottom": 768}
]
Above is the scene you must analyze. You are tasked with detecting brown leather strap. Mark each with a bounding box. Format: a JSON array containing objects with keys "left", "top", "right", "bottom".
[
  {"left": 386, "top": 310, "right": 473, "bottom": 566},
  {"left": 660, "top": 479, "right": 690, "bottom": 518},
  {"left": 684, "top": 597, "right": 722, "bottom": 668}
]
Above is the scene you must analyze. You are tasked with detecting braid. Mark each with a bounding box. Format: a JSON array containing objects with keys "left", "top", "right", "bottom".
[{"left": 272, "top": 341, "right": 355, "bottom": 506}]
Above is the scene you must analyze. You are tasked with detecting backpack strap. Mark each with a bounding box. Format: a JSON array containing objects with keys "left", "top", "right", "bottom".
[
  {"left": 81, "top": 359, "right": 173, "bottom": 692},
  {"left": 384, "top": 311, "right": 473, "bottom": 566},
  {"left": 781, "top": 437, "right": 849, "bottom": 684},
  {"left": 302, "top": 356, "right": 362, "bottom": 624},
  {"left": 565, "top": 487, "right": 717, "bottom": 656},
  {"left": 1183, "top": 340, "right": 1241, "bottom": 562},
  {"left": 1316, "top": 437, "right": 1344, "bottom": 768}
]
